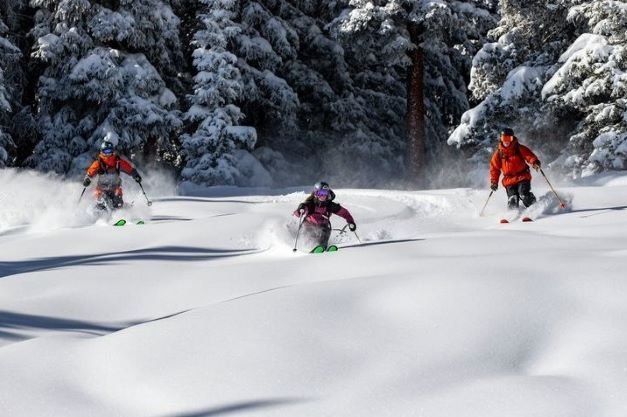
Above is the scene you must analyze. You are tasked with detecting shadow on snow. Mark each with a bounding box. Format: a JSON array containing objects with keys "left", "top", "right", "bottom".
[
  {"left": 340, "top": 238, "right": 425, "bottom": 250},
  {"left": 0, "top": 246, "right": 260, "bottom": 279},
  {"left": 159, "top": 398, "right": 306, "bottom": 417},
  {"left": 0, "top": 310, "right": 139, "bottom": 342}
]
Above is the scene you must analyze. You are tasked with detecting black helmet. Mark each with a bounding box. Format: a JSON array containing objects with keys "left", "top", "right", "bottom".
[
  {"left": 314, "top": 181, "right": 330, "bottom": 192},
  {"left": 501, "top": 127, "right": 515, "bottom": 137}
]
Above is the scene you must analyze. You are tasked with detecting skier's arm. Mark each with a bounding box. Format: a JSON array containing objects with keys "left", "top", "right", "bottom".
[
  {"left": 86, "top": 160, "right": 100, "bottom": 178},
  {"left": 489, "top": 152, "right": 502, "bottom": 186},
  {"left": 520, "top": 145, "right": 540, "bottom": 169},
  {"left": 330, "top": 202, "right": 354, "bottom": 223},
  {"left": 293, "top": 202, "right": 310, "bottom": 217},
  {"left": 119, "top": 158, "right": 142, "bottom": 182}
]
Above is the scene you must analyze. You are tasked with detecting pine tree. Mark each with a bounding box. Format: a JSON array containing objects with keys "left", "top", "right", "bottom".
[
  {"left": 28, "top": 0, "right": 183, "bottom": 175},
  {"left": 448, "top": 0, "right": 574, "bottom": 177},
  {"left": 542, "top": 0, "right": 627, "bottom": 175},
  {"left": 332, "top": 0, "right": 498, "bottom": 184},
  {"left": 0, "top": 14, "right": 21, "bottom": 167},
  {"left": 181, "top": 0, "right": 258, "bottom": 186},
  {"left": 450, "top": 0, "right": 627, "bottom": 179}
]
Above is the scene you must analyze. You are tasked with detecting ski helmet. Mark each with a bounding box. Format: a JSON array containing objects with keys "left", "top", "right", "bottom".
[
  {"left": 313, "top": 181, "right": 331, "bottom": 199},
  {"left": 500, "top": 128, "right": 515, "bottom": 146},
  {"left": 501, "top": 127, "right": 515, "bottom": 137},
  {"left": 100, "top": 141, "right": 115, "bottom": 155}
]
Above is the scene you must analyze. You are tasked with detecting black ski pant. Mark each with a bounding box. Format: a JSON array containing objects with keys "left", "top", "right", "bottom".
[
  {"left": 303, "top": 222, "right": 331, "bottom": 247},
  {"left": 506, "top": 180, "right": 536, "bottom": 209}
]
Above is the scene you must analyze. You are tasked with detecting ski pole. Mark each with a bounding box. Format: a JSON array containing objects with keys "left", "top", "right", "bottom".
[
  {"left": 539, "top": 168, "right": 566, "bottom": 208},
  {"left": 292, "top": 212, "right": 307, "bottom": 252},
  {"left": 332, "top": 225, "right": 348, "bottom": 236},
  {"left": 78, "top": 187, "right": 87, "bottom": 204},
  {"left": 353, "top": 230, "right": 362, "bottom": 244},
  {"left": 479, "top": 190, "right": 494, "bottom": 217},
  {"left": 138, "top": 182, "right": 153, "bottom": 206}
]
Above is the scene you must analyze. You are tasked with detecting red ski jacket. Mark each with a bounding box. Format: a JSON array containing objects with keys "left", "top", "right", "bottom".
[{"left": 490, "top": 138, "right": 539, "bottom": 188}]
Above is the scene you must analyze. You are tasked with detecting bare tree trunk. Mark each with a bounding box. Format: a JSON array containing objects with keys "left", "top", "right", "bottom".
[
  {"left": 142, "top": 136, "right": 158, "bottom": 168},
  {"left": 406, "top": 24, "right": 426, "bottom": 183}
]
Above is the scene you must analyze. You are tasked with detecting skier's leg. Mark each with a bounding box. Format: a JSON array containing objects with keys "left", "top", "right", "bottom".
[
  {"left": 519, "top": 180, "right": 536, "bottom": 207},
  {"left": 302, "top": 222, "right": 319, "bottom": 247},
  {"left": 505, "top": 184, "right": 520, "bottom": 209},
  {"left": 113, "top": 187, "right": 124, "bottom": 208},
  {"left": 94, "top": 187, "right": 106, "bottom": 210},
  {"left": 319, "top": 225, "right": 331, "bottom": 247}
]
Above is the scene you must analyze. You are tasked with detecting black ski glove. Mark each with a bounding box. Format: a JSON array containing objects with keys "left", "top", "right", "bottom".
[
  {"left": 348, "top": 222, "right": 357, "bottom": 232},
  {"left": 133, "top": 173, "right": 142, "bottom": 183},
  {"left": 83, "top": 176, "right": 91, "bottom": 187},
  {"left": 490, "top": 183, "right": 498, "bottom": 191},
  {"left": 532, "top": 160, "right": 541, "bottom": 171}
]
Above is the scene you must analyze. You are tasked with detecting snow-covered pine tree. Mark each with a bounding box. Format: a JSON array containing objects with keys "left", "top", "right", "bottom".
[
  {"left": 447, "top": 0, "right": 586, "bottom": 182},
  {"left": 0, "top": 14, "right": 21, "bottom": 167},
  {"left": 322, "top": 0, "right": 408, "bottom": 183},
  {"left": 181, "top": 0, "right": 258, "bottom": 186},
  {"left": 542, "top": 0, "right": 627, "bottom": 175},
  {"left": 234, "top": 1, "right": 300, "bottom": 135},
  {"left": 331, "top": 0, "right": 497, "bottom": 185},
  {"left": 240, "top": 0, "right": 384, "bottom": 185},
  {"left": 28, "top": 0, "right": 183, "bottom": 175}
]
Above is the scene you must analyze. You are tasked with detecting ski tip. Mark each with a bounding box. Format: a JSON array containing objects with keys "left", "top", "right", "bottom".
[
  {"left": 310, "top": 245, "right": 326, "bottom": 254},
  {"left": 113, "top": 219, "right": 127, "bottom": 226},
  {"left": 521, "top": 217, "right": 534, "bottom": 222},
  {"left": 326, "top": 245, "right": 339, "bottom": 252},
  {"left": 499, "top": 218, "right": 509, "bottom": 224}
]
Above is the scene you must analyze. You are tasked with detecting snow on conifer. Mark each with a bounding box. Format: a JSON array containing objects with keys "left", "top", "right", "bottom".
[
  {"left": 181, "top": 0, "right": 260, "bottom": 186},
  {"left": 542, "top": 1, "right": 627, "bottom": 175},
  {"left": 332, "top": 0, "right": 497, "bottom": 183},
  {"left": 449, "top": 0, "right": 627, "bottom": 180},
  {"left": 0, "top": 16, "right": 21, "bottom": 167},
  {"left": 27, "top": 0, "right": 183, "bottom": 175}
]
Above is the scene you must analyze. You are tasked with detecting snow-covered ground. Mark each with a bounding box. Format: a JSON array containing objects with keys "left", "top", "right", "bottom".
[{"left": 2, "top": 169, "right": 627, "bottom": 417}]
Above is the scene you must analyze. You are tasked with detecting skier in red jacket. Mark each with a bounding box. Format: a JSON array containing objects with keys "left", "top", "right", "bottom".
[
  {"left": 490, "top": 128, "right": 541, "bottom": 209},
  {"left": 293, "top": 182, "right": 356, "bottom": 248},
  {"left": 83, "top": 139, "right": 142, "bottom": 210}
]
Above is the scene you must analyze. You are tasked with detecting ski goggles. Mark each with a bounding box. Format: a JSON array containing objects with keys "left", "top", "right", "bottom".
[
  {"left": 101, "top": 148, "right": 114, "bottom": 155},
  {"left": 501, "top": 135, "right": 514, "bottom": 146},
  {"left": 315, "top": 189, "right": 331, "bottom": 198}
]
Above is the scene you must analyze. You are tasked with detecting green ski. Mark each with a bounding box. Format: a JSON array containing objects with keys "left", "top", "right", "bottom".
[
  {"left": 136, "top": 220, "right": 145, "bottom": 225},
  {"left": 310, "top": 245, "right": 325, "bottom": 254},
  {"left": 326, "top": 245, "right": 338, "bottom": 252},
  {"left": 113, "top": 219, "right": 127, "bottom": 226}
]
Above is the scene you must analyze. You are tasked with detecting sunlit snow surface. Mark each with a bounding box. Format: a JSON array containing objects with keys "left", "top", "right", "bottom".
[{"left": 1, "top": 169, "right": 627, "bottom": 417}]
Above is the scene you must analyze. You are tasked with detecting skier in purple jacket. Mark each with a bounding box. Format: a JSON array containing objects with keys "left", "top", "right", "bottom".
[{"left": 293, "top": 181, "right": 356, "bottom": 247}]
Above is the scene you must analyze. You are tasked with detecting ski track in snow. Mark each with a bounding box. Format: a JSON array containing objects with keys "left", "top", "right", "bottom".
[{"left": 1, "top": 171, "right": 627, "bottom": 417}]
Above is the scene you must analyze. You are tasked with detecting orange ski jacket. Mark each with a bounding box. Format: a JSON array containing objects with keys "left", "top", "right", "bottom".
[
  {"left": 490, "top": 138, "right": 539, "bottom": 188},
  {"left": 86, "top": 154, "right": 136, "bottom": 178}
]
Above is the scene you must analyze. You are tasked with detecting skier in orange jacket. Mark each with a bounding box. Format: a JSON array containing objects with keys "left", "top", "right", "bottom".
[
  {"left": 83, "top": 140, "right": 142, "bottom": 210},
  {"left": 490, "top": 128, "right": 541, "bottom": 209}
]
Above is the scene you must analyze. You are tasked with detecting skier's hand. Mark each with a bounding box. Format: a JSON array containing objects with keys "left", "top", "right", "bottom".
[
  {"left": 133, "top": 173, "right": 142, "bottom": 183},
  {"left": 532, "top": 160, "right": 541, "bottom": 171},
  {"left": 490, "top": 183, "right": 498, "bottom": 191},
  {"left": 348, "top": 222, "right": 357, "bottom": 232},
  {"left": 83, "top": 176, "right": 91, "bottom": 187},
  {"left": 293, "top": 203, "right": 307, "bottom": 217}
]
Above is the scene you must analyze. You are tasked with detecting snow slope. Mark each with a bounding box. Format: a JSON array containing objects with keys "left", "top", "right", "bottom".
[{"left": 2, "top": 169, "right": 627, "bottom": 417}]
